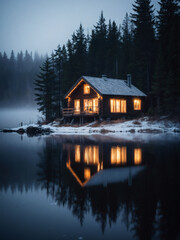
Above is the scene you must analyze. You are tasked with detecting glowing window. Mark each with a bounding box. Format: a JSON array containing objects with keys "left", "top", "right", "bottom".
[
  {"left": 84, "top": 99, "right": 98, "bottom": 113},
  {"left": 74, "top": 99, "right": 80, "bottom": 114},
  {"left": 110, "top": 99, "right": 126, "bottom": 113},
  {"left": 84, "top": 168, "right": 91, "bottom": 180},
  {"left": 84, "top": 84, "right": 90, "bottom": 94},
  {"left": 134, "top": 148, "right": 142, "bottom": 165},
  {"left": 75, "top": 145, "right": 81, "bottom": 162},
  {"left": 134, "top": 99, "right": 141, "bottom": 110},
  {"left": 111, "top": 146, "right": 127, "bottom": 165}
]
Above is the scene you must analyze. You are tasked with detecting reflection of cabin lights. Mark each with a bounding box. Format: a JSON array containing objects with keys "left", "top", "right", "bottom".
[
  {"left": 111, "top": 146, "right": 127, "bottom": 164},
  {"left": 101, "top": 162, "right": 103, "bottom": 170},
  {"left": 75, "top": 145, "right": 81, "bottom": 162},
  {"left": 84, "top": 168, "right": 91, "bottom": 180},
  {"left": 84, "top": 146, "right": 99, "bottom": 165},
  {"left": 134, "top": 148, "right": 142, "bottom": 165},
  {"left": 97, "top": 163, "right": 100, "bottom": 172},
  {"left": 134, "top": 99, "right": 141, "bottom": 110}
]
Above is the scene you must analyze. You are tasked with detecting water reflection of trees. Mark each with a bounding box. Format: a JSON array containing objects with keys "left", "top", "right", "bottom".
[{"left": 37, "top": 137, "right": 180, "bottom": 239}]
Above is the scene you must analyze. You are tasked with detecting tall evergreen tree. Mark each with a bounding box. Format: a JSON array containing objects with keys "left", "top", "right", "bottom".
[
  {"left": 73, "top": 24, "right": 87, "bottom": 77},
  {"left": 53, "top": 45, "right": 68, "bottom": 116},
  {"left": 131, "top": 0, "right": 156, "bottom": 93},
  {"left": 121, "top": 13, "right": 133, "bottom": 79},
  {"left": 34, "top": 58, "right": 56, "bottom": 121},
  {"left": 106, "top": 20, "right": 121, "bottom": 78},
  {"left": 89, "top": 11, "right": 107, "bottom": 76},
  {"left": 153, "top": 0, "right": 180, "bottom": 113}
]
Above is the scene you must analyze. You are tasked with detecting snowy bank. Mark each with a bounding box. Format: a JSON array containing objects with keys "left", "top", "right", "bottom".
[{"left": 2, "top": 117, "right": 180, "bottom": 138}]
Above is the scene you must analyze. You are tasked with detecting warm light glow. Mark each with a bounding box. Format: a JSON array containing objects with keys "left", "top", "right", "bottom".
[
  {"left": 66, "top": 161, "right": 86, "bottom": 187},
  {"left": 97, "top": 93, "right": 103, "bottom": 100},
  {"left": 134, "top": 99, "right": 141, "bottom": 110},
  {"left": 84, "top": 84, "right": 90, "bottom": 94},
  {"left": 134, "top": 148, "right": 142, "bottom": 165},
  {"left": 74, "top": 99, "right": 80, "bottom": 114},
  {"left": 65, "top": 79, "right": 84, "bottom": 99},
  {"left": 65, "top": 79, "right": 102, "bottom": 99},
  {"left": 84, "top": 168, "right": 91, "bottom": 180},
  {"left": 67, "top": 97, "right": 71, "bottom": 107},
  {"left": 75, "top": 145, "right": 81, "bottom": 162},
  {"left": 121, "top": 100, "right": 126, "bottom": 112},
  {"left": 111, "top": 146, "right": 127, "bottom": 164},
  {"left": 101, "top": 161, "right": 103, "bottom": 170},
  {"left": 110, "top": 99, "right": 126, "bottom": 113},
  {"left": 84, "top": 99, "right": 98, "bottom": 113},
  {"left": 84, "top": 146, "right": 99, "bottom": 165}
]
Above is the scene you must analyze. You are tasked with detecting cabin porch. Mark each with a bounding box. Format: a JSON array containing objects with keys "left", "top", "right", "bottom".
[{"left": 62, "top": 106, "right": 100, "bottom": 117}]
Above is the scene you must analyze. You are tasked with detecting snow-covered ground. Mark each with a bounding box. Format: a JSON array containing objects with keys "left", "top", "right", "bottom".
[{"left": 9, "top": 117, "right": 180, "bottom": 138}]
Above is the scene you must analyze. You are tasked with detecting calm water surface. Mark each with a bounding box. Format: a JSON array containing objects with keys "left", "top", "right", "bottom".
[{"left": 0, "top": 131, "right": 180, "bottom": 240}]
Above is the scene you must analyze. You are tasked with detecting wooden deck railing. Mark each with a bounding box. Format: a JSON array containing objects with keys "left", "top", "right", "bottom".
[{"left": 62, "top": 107, "right": 99, "bottom": 116}]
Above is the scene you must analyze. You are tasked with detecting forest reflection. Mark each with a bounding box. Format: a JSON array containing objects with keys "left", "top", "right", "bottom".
[
  {"left": 1, "top": 135, "right": 180, "bottom": 239},
  {"left": 35, "top": 136, "right": 180, "bottom": 239}
]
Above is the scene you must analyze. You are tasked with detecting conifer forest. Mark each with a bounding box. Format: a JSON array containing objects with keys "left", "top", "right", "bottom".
[{"left": 0, "top": 0, "right": 179, "bottom": 118}]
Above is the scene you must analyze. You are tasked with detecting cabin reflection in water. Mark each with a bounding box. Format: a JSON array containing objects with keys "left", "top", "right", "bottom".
[
  {"left": 66, "top": 144, "right": 144, "bottom": 187},
  {"left": 111, "top": 146, "right": 127, "bottom": 165}
]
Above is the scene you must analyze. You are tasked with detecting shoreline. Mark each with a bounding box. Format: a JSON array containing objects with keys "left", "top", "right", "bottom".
[{"left": 1, "top": 117, "right": 180, "bottom": 138}]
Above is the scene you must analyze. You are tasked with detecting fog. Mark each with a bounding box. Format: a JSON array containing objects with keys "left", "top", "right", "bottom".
[{"left": 0, "top": 108, "right": 42, "bottom": 129}]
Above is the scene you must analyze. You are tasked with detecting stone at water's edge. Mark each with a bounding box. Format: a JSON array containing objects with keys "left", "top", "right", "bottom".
[
  {"left": 26, "top": 126, "right": 52, "bottom": 136},
  {"left": 2, "top": 126, "right": 52, "bottom": 136}
]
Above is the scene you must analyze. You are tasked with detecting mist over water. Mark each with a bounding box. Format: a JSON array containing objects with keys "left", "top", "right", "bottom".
[{"left": 0, "top": 107, "right": 42, "bottom": 129}]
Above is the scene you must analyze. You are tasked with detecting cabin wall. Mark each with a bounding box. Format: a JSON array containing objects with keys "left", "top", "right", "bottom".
[{"left": 102, "top": 95, "right": 145, "bottom": 119}]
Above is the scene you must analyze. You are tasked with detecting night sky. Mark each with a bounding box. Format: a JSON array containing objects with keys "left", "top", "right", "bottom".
[{"left": 0, "top": 0, "right": 159, "bottom": 56}]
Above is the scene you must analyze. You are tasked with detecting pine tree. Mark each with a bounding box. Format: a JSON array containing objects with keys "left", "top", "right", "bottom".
[
  {"left": 73, "top": 24, "right": 87, "bottom": 77},
  {"left": 153, "top": 0, "right": 180, "bottom": 113},
  {"left": 106, "top": 20, "right": 121, "bottom": 78},
  {"left": 131, "top": 0, "right": 156, "bottom": 93},
  {"left": 121, "top": 13, "right": 133, "bottom": 79},
  {"left": 34, "top": 58, "right": 56, "bottom": 121},
  {"left": 89, "top": 11, "right": 107, "bottom": 76}
]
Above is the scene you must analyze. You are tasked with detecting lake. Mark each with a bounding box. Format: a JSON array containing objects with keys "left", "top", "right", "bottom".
[
  {"left": 0, "top": 107, "right": 42, "bottom": 129},
  {"left": 0, "top": 109, "right": 180, "bottom": 240}
]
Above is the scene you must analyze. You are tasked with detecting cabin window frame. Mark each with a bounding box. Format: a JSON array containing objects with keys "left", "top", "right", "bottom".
[
  {"left": 84, "top": 98, "right": 98, "bottom": 113},
  {"left": 133, "top": 99, "right": 141, "bottom": 110},
  {"left": 110, "top": 99, "right": 127, "bottom": 113},
  {"left": 84, "top": 84, "right": 90, "bottom": 94},
  {"left": 74, "top": 99, "right": 80, "bottom": 114}
]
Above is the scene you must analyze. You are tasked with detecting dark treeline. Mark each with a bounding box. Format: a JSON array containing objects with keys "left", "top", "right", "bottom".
[
  {"left": 35, "top": 0, "right": 180, "bottom": 120},
  {"left": 0, "top": 0, "right": 179, "bottom": 116},
  {"left": 0, "top": 50, "right": 45, "bottom": 106}
]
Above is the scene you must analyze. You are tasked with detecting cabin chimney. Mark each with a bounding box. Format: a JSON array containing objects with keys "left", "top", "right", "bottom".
[
  {"left": 127, "top": 74, "right": 132, "bottom": 88},
  {"left": 102, "top": 75, "right": 108, "bottom": 81}
]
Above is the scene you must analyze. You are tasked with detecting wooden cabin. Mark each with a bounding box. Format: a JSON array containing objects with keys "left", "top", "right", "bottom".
[{"left": 63, "top": 75, "right": 147, "bottom": 120}]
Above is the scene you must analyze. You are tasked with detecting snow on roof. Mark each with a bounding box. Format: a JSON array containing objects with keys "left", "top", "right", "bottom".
[
  {"left": 82, "top": 76, "right": 147, "bottom": 97},
  {"left": 85, "top": 166, "right": 145, "bottom": 187}
]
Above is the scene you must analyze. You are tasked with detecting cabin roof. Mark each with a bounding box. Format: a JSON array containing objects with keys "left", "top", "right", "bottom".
[{"left": 65, "top": 76, "right": 147, "bottom": 98}]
